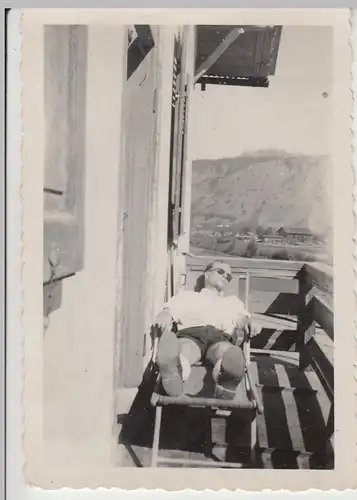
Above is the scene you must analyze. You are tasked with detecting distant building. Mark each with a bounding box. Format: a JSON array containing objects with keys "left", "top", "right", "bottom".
[
  {"left": 263, "top": 226, "right": 274, "bottom": 236},
  {"left": 263, "top": 234, "right": 286, "bottom": 245},
  {"left": 277, "top": 227, "right": 316, "bottom": 244},
  {"left": 198, "top": 228, "right": 214, "bottom": 236}
]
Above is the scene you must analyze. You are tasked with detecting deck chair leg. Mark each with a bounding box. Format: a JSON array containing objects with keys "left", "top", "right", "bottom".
[
  {"left": 325, "top": 402, "right": 334, "bottom": 458},
  {"left": 326, "top": 403, "right": 334, "bottom": 441},
  {"left": 250, "top": 412, "right": 258, "bottom": 465},
  {"left": 151, "top": 406, "right": 162, "bottom": 467},
  {"left": 204, "top": 410, "right": 213, "bottom": 459}
]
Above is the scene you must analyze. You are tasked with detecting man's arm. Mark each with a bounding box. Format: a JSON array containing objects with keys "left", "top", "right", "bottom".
[
  {"left": 153, "top": 290, "right": 186, "bottom": 333},
  {"left": 153, "top": 307, "right": 173, "bottom": 333},
  {"left": 230, "top": 297, "right": 259, "bottom": 340}
]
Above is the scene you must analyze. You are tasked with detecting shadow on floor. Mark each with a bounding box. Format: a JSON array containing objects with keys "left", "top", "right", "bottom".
[{"left": 118, "top": 355, "right": 334, "bottom": 469}]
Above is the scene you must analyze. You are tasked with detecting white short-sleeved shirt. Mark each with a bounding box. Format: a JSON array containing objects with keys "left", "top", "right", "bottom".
[{"left": 163, "top": 288, "right": 250, "bottom": 336}]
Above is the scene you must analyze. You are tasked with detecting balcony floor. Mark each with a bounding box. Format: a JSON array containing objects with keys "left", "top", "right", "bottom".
[{"left": 117, "top": 348, "right": 334, "bottom": 469}]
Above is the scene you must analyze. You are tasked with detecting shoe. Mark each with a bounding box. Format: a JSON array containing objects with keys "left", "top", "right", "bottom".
[
  {"left": 212, "top": 358, "right": 241, "bottom": 400},
  {"left": 157, "top": 330, "right": 183, "bottom": 397},
  {"left": 212, "top": 347, "right": 245, "bottom": 400},
  {"left": 214, "top": 378, "right": 239, "bottom": 400}
]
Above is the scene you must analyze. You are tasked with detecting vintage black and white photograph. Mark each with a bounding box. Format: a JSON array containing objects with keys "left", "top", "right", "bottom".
[{"left": 21, "top": 9, "right": 355, "bottom": 491}]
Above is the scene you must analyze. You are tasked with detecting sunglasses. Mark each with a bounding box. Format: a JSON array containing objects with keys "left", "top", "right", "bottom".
[{"left": 211, "top": 268, "right": 233, "bottom": 283}]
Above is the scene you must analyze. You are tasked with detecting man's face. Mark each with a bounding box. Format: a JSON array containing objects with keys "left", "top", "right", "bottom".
[{"left": 205, "top": 262, "right": 233, "bottom": 293}]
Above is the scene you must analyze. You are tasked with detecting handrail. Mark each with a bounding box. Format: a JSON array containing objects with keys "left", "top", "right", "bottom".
[
  {"left": 310, "top": 293, "right": 334, "bottom": 341},
  {"left": 183, "top": 251, "right": 304, "bottom": 272},
  {"left": 301, "top": 263, "right": 334, "bottom": 339},
  {"left": 304, "top": 262, "right": 333, "bottom": 295}
]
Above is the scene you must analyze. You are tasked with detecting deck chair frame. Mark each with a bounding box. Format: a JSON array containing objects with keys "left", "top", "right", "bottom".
[{"left": 149, "top": 272, "right": 263, "bottom": 468}]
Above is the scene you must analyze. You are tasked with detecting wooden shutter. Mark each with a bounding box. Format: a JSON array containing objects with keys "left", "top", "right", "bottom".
[
  {"left": 43, "top": 25, "right": 87, "bottom": 285},
  {"left": 168, "top": 36, "right": 187, "bottom": 245},
  {"left": 195, "top": 25, "right": 282, "bottom": 79},
  {"left": 167, "top": 36, "right": 182, "bottom": 245},
  {"left": 118, "top": 27, "right": 158, "bottom": 388},
  {"left": 175, "top": 83, "right": 188, "bottom": 237}
]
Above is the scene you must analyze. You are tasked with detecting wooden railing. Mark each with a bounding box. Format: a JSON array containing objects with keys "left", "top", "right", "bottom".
[
  {"left": 296, "top": 262, "right": 334, "bottom": 445},
  {"left": 185, "top": 254, "right": 334, "bottom": 410},
  {"left": 296, "top": 263, "right": 333, "bottom": 399}
]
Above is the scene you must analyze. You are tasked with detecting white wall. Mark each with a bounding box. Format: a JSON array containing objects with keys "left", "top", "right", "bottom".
[
  {"left": 41, "top": 25, "right": 181, "bottom": 472},
  {"left": 42, "top": 26, "right": 126, "bottom": 471}
]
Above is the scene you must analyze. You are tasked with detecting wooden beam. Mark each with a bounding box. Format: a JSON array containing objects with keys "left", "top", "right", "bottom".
[
  {"left": 152, "top": 393, "right": 255, "bottom": 410},
  {"left": 250, "top": 276, "right": 299, "bottom": 295},
  {"left": 311, "top": 294, "right": 334, "bottom": 340},
  {"left": 194, "top": 27, "right": 244, "bottom": 84},
  {"left": 156, "top": 457, "right": 245, "bottom": 468}
]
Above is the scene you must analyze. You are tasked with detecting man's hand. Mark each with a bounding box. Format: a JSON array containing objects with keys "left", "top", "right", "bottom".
[
  {"left": 236, "top": 314, "right": 250, "bottom": 331},
  {"left": 246, "top": 319, "right": 259, "bottom": 339},
  {"left": 154, "top": 308, "right": 173, "bottom": 335},
  {"left": 236, "top": 315, "right": 259, "bottom": 340}
]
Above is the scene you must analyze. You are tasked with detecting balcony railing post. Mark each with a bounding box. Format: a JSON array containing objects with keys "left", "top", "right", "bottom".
[{"left": 296, "top": 265, "right": 316, "bottom": 371}]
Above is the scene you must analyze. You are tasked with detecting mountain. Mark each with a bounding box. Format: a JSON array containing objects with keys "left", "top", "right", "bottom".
[{"left": 190, "top": 150, "right": 333, "bottom": 237}]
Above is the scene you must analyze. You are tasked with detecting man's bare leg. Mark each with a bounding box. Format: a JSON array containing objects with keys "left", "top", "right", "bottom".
[
  {"left": 178, "top": 338, "right": 201, "bottom": 381},
  {"left": 157, "top": 334, "right": 202, "bottom": 395},
  {"left": 206, "top": 341, "right": 245, "bottom": 398},
  {"left": 157, "top": 329, "right": 183, "bottom": 397}
]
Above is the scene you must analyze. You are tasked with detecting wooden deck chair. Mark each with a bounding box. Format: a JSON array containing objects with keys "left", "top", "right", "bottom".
[{"left": 149, "top": 272, "right": 263, "bottom": 468}]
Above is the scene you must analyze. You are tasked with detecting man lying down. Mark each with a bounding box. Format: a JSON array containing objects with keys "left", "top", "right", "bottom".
[{"left": 154, "top": 260, "right": 257, "bottom": 399}]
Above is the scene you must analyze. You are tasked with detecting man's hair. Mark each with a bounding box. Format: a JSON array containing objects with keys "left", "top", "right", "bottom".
[{"left": 204, "top": 260, "right": 229, "bottom": 273}]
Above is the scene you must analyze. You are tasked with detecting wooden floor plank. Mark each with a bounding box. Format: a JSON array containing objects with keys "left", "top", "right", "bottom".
[
  {"left": 275, "top": 364, "right": 306, "bottom": 452},
  {"left": 263, "top": 329, "right": 284, "bottom": 350},
  {"left": 250, "top": 361, "right": 269, "bottom": 449}
]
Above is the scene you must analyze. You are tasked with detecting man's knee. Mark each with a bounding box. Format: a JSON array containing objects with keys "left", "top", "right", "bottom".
[
  {"left": 206, "top": 340, "right": 231, "bottom": 363},
  {"left": 157, "top": 329, "right": 179, "bottom": 365},
  {"left": 221, "top": 345, "right": 245, "bottom": 380},
  {"left": 178, "top": 338, "right": 202, "bottom": 365}
]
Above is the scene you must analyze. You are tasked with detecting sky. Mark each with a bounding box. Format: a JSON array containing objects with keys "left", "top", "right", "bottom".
[{"left": 188, "top": 26, "right": 333, "bottom": 160}]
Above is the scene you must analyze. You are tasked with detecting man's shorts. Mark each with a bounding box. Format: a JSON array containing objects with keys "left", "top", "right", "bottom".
[{"left": 176, "top": 325, "right": 233, "bottom": 358}]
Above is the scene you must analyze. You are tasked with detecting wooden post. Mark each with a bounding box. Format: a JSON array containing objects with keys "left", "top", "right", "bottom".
[
  {"left": 246, "top": 366, "right": 264, "bottom": 414},
  {"left": 245, "top": 272, "right": 250, "bottom": 311},
  {"left": 250, "top": 413, "right": 257, "bottom": 465},
  {"left": 244, "top": 272, "right": 251, "bottom": 364},
  {"left": 151, "top": 406, "right": 162, "bottom": 467},
  {"left": 297, "top": 266, "right": 315, "bottom": 371},
  {"left": 203, "top": 409, "right": 213, "bottom": 459},
  {"left": 326, "top": 402, "right": 334, "bottom": 443}
]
